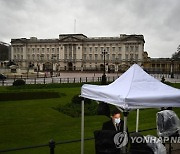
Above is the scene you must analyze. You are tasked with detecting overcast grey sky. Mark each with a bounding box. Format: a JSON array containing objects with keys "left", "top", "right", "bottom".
[{"left": 0, "top": 0, "right": 180, "bottom": 58}]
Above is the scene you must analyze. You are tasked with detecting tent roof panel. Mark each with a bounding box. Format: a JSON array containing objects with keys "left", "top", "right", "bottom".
[{"left": 81, "top": 64, "right": 180, "bottom": 109}]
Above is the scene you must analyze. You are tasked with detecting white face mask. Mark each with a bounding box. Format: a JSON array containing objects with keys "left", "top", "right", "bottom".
[{"left": 114, "top": 118, "right": 120, "bottom": 124}]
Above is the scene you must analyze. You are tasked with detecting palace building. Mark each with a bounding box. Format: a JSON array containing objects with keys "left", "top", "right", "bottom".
[
  {"left": 0, "top": 42, "right": 10, "bottom": 61},
  {"left": 10, "top": 34, "right": 145, "bottom": 72},
  {"left": 143, "top": 51, "right": 180, "bottom": 75}
]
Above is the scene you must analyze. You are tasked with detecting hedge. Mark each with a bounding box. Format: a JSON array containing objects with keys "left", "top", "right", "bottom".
[
  {"left": 13, "top": 79, "right": 26, "bottom": 86},
  {"left": 0, "top": 91, "right": 62, "bottom": 101},
  {"left": 54, "top": 94, "right": 98, "bottom": 117}
]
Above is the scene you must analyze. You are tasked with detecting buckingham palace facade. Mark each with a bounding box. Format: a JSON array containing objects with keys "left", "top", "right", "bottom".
[{"left": 10, "top": 34, "right": 145, "bottom": 72}]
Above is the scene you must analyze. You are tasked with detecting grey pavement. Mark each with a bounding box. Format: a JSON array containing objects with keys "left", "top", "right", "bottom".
[{"left": 0, "top": 72, "right": 180, "bottom": 86}]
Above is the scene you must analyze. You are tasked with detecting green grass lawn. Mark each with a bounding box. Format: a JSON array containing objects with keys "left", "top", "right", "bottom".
[{"left": 0, "top": 83, "right": 180, "bottom": 154}]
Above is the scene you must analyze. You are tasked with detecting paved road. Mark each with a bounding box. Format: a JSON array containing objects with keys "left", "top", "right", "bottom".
[{"left": 0, "top": 72, "right": 180, "bottom": 86}]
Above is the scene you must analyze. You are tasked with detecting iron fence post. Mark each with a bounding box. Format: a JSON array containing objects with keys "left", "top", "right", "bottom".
[{"left": 49, "top": 139, "right": 55, "bottom": 154}]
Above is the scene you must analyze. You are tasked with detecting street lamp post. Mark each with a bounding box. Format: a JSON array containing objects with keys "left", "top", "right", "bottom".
[
  {"left": 101, "top": 49, "right": 108, "bottom": 85},
  {"left": 51, "top": 55, "right": 56, "bottom": 77},
  {"left": 171, "top": 59, "right": 174, "bottom": 78}
]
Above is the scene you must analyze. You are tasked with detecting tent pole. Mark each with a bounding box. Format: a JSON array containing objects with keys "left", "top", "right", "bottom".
[
  {"left": 81, "top": 99, "right": 85, "bottom": 154},
  {"left": 122, "top": 111, "right": 129, "bottom": 154},
  {"left": 136, "top": 109, "right": 139, "bottom": 132}
]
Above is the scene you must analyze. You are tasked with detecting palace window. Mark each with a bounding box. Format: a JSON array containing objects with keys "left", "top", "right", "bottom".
[
  {"left": 106, "top": 54, "right": 109, "bottom": 61},
  {"left": 135, "top": 54, "right": 138, "bottom": 61},
  {"left": 84, "top": 47, "right": 86, "bottom": 53},
  {"left": 73, "top": 45, "right": 76, "bottom": 53},
  {"left": 64, "top": 46, "right": 67, "bottom": 52},
  {"left": 112, "top": 47, "right": 115, "bottom": 52},
  {"left": 101, "top": 47, "right": 104, "bottom": 52},
  {"left": 118, "top": 54, "right": 122, "bottom": 60},
  {"left": 130, "top": 46, "right": 134, "bottom": 52},
  {"left": 101, "top": 55, "right": 103, "bottom": 61},
  {"left": 32, "top": 54, "right": 35, "bottom": 60},
  {"left": 130, "top": 54, "right": 133, "bottom": 60},
  {"left": 125, "top": 46, "right": 129, "bottom": 52},
  {"left": 27, "top": 54, "right": 30, "bottom": 60},
  {"left": 73, "top": 54, "right": 76, "bottom": 60},
  {"left": 37, "top": 54, "right": 40, "bottom": 60},
  {"left": 112, "top": 54, "right": 115, "bottom": 61},
  {"left": 135, "top": 46, "right": 139, "bottom": 52},
  {"left": 64, "top": 54, "right": 67, "bottom": 59},
  {"left": 125, "top": 54, "right": 128, "bottom": 60},
  {"left": 52, "top": 48, "right": 54, "bottom": 53},
  {"left": 83, "top": 54, "right": 86, "bottom": 60},
  {"left": 89, "top": 54, "right": 92, "bottom": 61},
  {"left": 95, "top": 54, "right": 98, "bottom": 61}
]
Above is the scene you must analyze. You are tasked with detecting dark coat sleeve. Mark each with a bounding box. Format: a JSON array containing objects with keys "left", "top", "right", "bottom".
[{"left": 102, "top": 120, "right": 116, "bottom": 131}]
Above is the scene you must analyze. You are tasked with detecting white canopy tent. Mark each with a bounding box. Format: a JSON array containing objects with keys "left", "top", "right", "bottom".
[{"left": 80, "top": 64, "right": 180, "bottom": 154}]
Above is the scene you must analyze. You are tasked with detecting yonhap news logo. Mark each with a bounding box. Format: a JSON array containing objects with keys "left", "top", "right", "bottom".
[
  {"left": 130, "top": 136, "right": 180, "bottom": 144},
  {"left": 114, "top": 132, "right": 128, "bottom": 148},
  {"left": 113, "top": 133, "right": 180, "bottom": 148}
]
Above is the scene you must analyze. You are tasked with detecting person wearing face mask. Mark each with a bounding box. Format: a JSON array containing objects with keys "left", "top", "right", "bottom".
[
  {"left": 94, "top": 109, "right": 129, "bottom": 154},
  {"left": 102, "top": 109, "right": 124, "bottom": 132}
]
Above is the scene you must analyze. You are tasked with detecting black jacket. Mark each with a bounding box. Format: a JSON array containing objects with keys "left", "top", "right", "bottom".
[
  {"left": 102, "top": 118, "right": 129, "bottom": 147},
  {"left": 102, "top": 119, "right": 124, "bottom": 132},
  {"left": 94, "top": 119, "right": 128, "bottom": 154}
]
